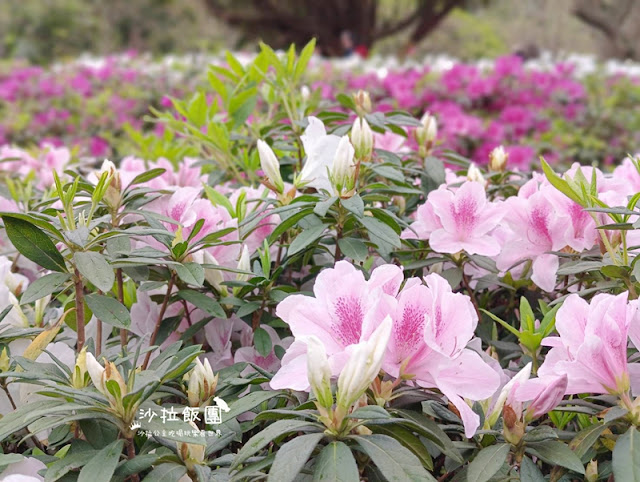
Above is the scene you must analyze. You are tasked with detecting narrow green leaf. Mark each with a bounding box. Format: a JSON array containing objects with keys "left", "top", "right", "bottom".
[
  {"left": 312, "top": 441, "right": 359, "bottom": 482},
  {"left": 254, "top": 327, "right": 272, "bottom": 358},
  {"left": 175, "top": 262, "right": 205, "bottom": 287},
  {"left": 20, "top": 272, "right": 71, "bottom": 305},
  {"left": 77, "top": 440, "right": 124, "bottom": 482},
  {"left": 613, "top": 426, "right": 640, "bottom": 481},
  {"left": 74, "top": 251, "right": 114, "bottom": 292},
  {"left": 526, "top": 440, "right": 585, "bottom": 475},
  {"left": 287, "top": 224, "right": 326, "bottom": 256},
  {"left": 467, "top": 444, "right": 509, "bottom": 482},
  {"left": 2, "top": 215, "right": 66, "bottom": 272},
  {"left": 353, "top": 434, "right": 435, "bottom": 481},
  {"left": 177, "top": 290, "right": 226, "bottom": 318},
  {"left": 85, "top": 294, "right": 131, "bottom": 329},
  {"left": 267, "top": 433, "right": 323, "bottom": 482}
]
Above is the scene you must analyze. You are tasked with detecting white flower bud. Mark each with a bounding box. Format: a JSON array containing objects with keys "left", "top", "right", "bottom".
[
  {"left": 236, "top": 245, "right": 251, "bottom": 283},
  {"left": 336, "top": 316, "right": 392, "bottom": 410},
  {"left": 351, "top": 117, "right": 374, "bottom": 160},
  {"left": 329, "top": 136, "right": 356, "bottom": 196},
  {"left": 466, "top": 163, "right": 484, "bottom": 183},
  {"left": 353, "top": 90, "right": 372, "bottom": 114},
  {"left": 177, "top": 421, "right": 206, "bottom": 470},
  {"left": 416, "top": 112, "right": 437, "bottom": 149},
  {"left": 257, "top": 140, "right": 284, "bottom": 194},
  {"left": 187, "top": 358, "right": 219, "bottom": 407},
  {"left": 192, "top": 250, "right": 225, "bottom": 293},
  {"left": 301, "top": 85, "right": 311, "bottom": 102},
  {"left": 305, "top": 336, "right": 333, "bottom": 409},
  {"left": 489, "top": 145, "right": 508, "bottom": 172}
]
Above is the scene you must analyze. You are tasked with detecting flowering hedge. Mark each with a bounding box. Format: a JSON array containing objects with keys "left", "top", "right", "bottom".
[{"left": 0, "top": 42, "right": 639, "bottom": 480}]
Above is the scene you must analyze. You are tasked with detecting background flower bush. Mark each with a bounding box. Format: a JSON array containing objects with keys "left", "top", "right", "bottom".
[
  {"left": 0, "top": 41, "right": 640, "bottom": 481},
  {"left": 1, "top": 51, "right": 640, "bottom": 167}
]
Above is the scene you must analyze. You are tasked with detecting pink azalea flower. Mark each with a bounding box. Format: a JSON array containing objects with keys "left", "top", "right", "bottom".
[
  {"left": 497, "top": 187, "right": 569, "bottom": 291},
  {"left": 406, "top": 182, "right": 504, "bottom": 256},
  {"left": 270, "top": 261, "right": 392, "bottom": 391},
  {"left": 538, "top": 293, "right": 636, "bottom": 395},
  {"left": 378, "top": 272, "right": 500, "bottom": 437}
]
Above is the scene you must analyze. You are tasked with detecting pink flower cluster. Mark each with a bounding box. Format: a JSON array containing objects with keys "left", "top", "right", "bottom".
[
  {"left": 270, "top": 261, "right": 501, "bottom": 437},
  {"left": 0, "top": 56, "right": 190, "bottom": 157},
  {"left": 404, "top": 158, "right": 640, "bottom": 292}
]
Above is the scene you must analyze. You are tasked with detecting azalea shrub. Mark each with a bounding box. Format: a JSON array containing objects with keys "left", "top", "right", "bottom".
[{"left": 1, "top": 40, "right": 640, "bottom": 481}]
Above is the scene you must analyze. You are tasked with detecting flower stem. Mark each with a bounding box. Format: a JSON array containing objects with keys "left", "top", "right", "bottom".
[
  {"left": 74, "top": 268, "right": 86, "bottom": 353},
  {"left": 142, "top": 275, "right": 175, "bottom": 369}
]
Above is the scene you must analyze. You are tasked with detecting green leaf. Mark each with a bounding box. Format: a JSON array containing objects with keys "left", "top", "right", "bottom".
[
  {"left": 20, "top": 272, "right": 71, "bottom": 305},
  {"left": 421, "top": 157, "right": 445, "bottom": 194},
  {"left": 341, "top": 195, "right": 364, "bottom": 218},
  {"left": 44, "top": 449, "right": 98, "bottom": 481},
  {"left": 231, "top": 419, "right": 319, "bottom": 469},
  {"left": 288, "top": 224, "right": 326, "bottom": 256},
  {"left": 294, "top": 38, "right": 316, "bottom": 82},
  {"left": 2, "top": 215, "right": 66, "bottom": 272},
  {"left": 85, "top": 294, "right": 131, "bottom": 329},
  {"left": 360, "top": 217, "right": 400, "bottom": 249},
  {"left": 313, "top": 441, "right": 359, "bottom": 482},
  {"left": 175, "top": 262, "right": 205, "bottom": 287},
  {"left": 393, "top": 409, "right": 462, "bottom": 463},
  {"left": 267, "top": 433, "right": 323, "bottom": 482},
  {"left": 77, "top": 439, "right": 124, "bottom": 482},
  {"left": 142, "top": 463, "right": 187, "bottom": 482},
  {"left": 177, "top": 290, "right": 226, "bottom": 318},
  {"left": 541, "top": 158, "right": 583, "bottom": 205},
  {"left": 520, "top": 456, "right": 545, "bottom": 482},
  {"left": 467, "top": 444, "right": 509, "bottom": 482},
  {"left": 74, "top": 251, "right": 114, "bottom": 292},
  {"left": 225, "top": 390, "right": 285, "bottom": 421},
  {"left": 369, "top": 424, "right": 433, "bottom": 470},
  {"left": 570, "top": 422, "right": 609, "bottom": 460},
  {"left": 338, "top": 238, "right": 368, "bottom": 262},
  {"left": 314, "top": 197, "right": 338, "bottom": 218},
  {"left": 352, "top": 434, "right": 435, "bottom": 481},
  {"left": 613, "top": 426, "right": 640, "bottom": 481},
  {"left": 347, "top": 405, "right": 390, "bottom": 420},
  {"left": 254, "top": 327, "right": 272, "bottom": 357},
  {"left": 128, "top": 168, "right": 166, "bottom": 187},
  {"left": 526, "top": 440, "right": 585, "bottom": 475}
]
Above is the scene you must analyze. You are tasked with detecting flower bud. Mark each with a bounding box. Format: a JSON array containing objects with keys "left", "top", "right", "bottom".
[
  {"left": 415, "top": 112, "right": 437, "bottom": 151},
  {"left": 186, "top": 358, "right": 219, "bottom": 407},
  {"left": 86, "top": 352, "right": 127, "bottom": 407},
  {"left": 329, "top": 136, "right": 356, "bottom": 196},
  {"left": 301, "top": 85, "right": 311, "bottom": 102},
  {"left": 257, "top": 140, "right": 284, "bottom": 194},
  {"left": 72, "top": 346, "right": 88, "bottom": 389},
  {"left": 585, "top": 460, "right": 598, "bottom": 482},
  {"left": 466, "top": 163, "right": 484, "bottom": 184},
  {"left": 192, "top": 250, "right": 226, "bottom": 294},
  {"left": 502, "top": 404, "right": 525, "bottom": 445},
  {"left": 0, "top": 347, "right": 10, "bottom": 373},
  {"left": 488, "top": 146, "right": 508, "bottom": 172},
  {"left": 235, "top": 245, "right": 251, "bottom": 284},
  {"left": 305, "top": 336, "right": 333, "bottom": 409},
  {"left": 353, "top": 90, "right": 372, "bottom": 115},
  {"left": 351, "top": 117, "right": 374, "bottom": 161},
  {"left": 177, "top": 421, "right": 206, "bottom": 471},
  {"left": 524, "top": 375, "right": 567, "bottom": 421},
  {"left": 487, "top": 363, "right": 531, "bottom": 428},
  {"left": 99, "top": 160, "right": 122, "bottom": 209},
  {"left": 336, "top": 316, "right": 392, "bottom": 410}
]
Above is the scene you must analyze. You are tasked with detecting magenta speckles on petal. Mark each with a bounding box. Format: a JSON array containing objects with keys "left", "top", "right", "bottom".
[
  {"left": 394, "top": 304, "right": 426, "bottom": 360},
  {"left": 331, "top": 296, "right": 364, "bottom": 346},
  {"left": 451, "top": 195, "right": 478, "bottom": 237},
  {"left": 528, "top": 206, "right": 552, "bottom": 247}
]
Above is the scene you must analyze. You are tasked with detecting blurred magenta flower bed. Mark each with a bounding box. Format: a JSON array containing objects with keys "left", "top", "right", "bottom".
[
  {"left": 1, "top": 43, "right": 640, "bottom": 480},
  {"left": 1, "top": 52, "right": 640, "bottom": 167}
]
